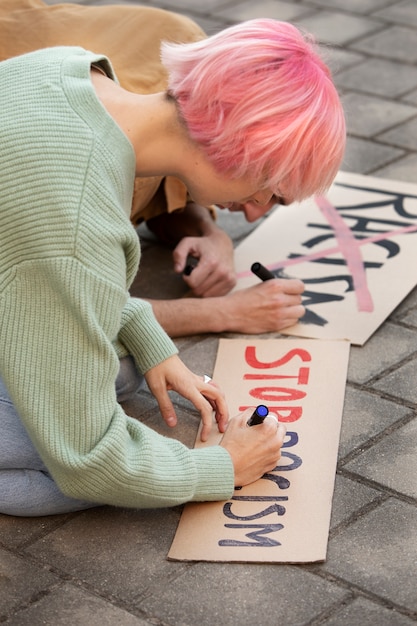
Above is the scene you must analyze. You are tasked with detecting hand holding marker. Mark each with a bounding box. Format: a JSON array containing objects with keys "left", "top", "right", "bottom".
[
  {"left": 232, "top": 405, "right": 280, "bottom": 490},
  {"left": 251, "top": 261, "right": 275, "bottom": 282}
]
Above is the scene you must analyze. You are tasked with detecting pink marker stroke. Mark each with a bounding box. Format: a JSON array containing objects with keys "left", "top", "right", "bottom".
[
  {"left": 314, "top": 195, "right": 373, "bottom": 312},
  {"left": 238, "top": 201, "right": 417, "bottom": 314}
]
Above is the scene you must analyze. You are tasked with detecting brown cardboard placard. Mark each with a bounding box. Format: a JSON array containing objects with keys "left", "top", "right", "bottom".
[
  {"left": 168, "top": 337, "right": 350, "bottom": 563},
  {"left": 233, "top": 171, "right": 417, "bottom": 345}
]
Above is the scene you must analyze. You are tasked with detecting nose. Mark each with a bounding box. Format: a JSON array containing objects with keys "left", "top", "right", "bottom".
[
  {"left": 241, "top": 192, "right": 276, "bottom": 222},
  {"left": 241, "top": 202, "right": 268, "bottom": 222},
  {"left": 251, "top": 190, "right": 274, "bottom": 207}
]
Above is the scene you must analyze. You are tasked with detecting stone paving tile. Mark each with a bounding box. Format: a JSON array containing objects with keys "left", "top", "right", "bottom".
[
  {"left": 175, "top": 335, "right": 221, "bottom": 377},
  {"left": 377, "top": 115, "right": 417, "bottom": 149},
  {"left": 342, "top": 92, "right": 416, "bottom": 138},
  {"left": 25, "top": 507, "right": 188, "bottom": 606},
  {"left": 402, "top": 307, "right": 417, "bottom": 326},
  {"left": 140, "top": 563, "right": 350, "bottom": 626},
  {"left": 337, "top": 387, "right": 410, "bottom": 459},
  {"left": 373, "top": 152, "right": 417, "bottom": 181},
  {"left": 0, "top": 548, "right": 59, "bottom": 618},
  {"left": 305, "top": 0, "right": 394, "bottom": 13},
  {"left": 215, "top": 0, "right": 314, "bottom": 22},
  {"left": 295, "top": 11, "right": 384, "bottom": 45},
  {"left": 343, "top": 416, "right": 417, "bottom": 498},
  {"left": 346, "top": 322, "right": 417, "bottom": 384},
  {"left": 402, "top": 87, "right": 417, "bottom": 104},
  {"left": 324, "top": 498, "right": 417, "bottom": 613},
  {"left": 0, "top": 513, "right": 75, "bottom": 550},
  {"left": 336, "top": 58, "right": 417, "bottom": 98},
  {"left": 120, "top": 387, "right": 156, "bottom": 415},
  {"left": 342, "top": 136, "right": 405, "bottom": 174},
  {"left": 152, "top": 0, "right": 234, "bottom": 12},
  {"left": 189, "top": 15, "right": 229, "bottom": 34},
  {"left": 329, "top": 474, "right": 382, "bottom": 530},
  {"left": 329, "top": 48, "right": 365, "bottom": 74},
  {"left": 321, "top": 595, "right": 417, "bottom": 626},
  {"left": 352, "top": 25, "right": 417, "bottom": 62},
  {"left": 3, "top": 583, "right": 148, "bottom": 626},
  {"left": 370, "top": 356, "right": 417, "bottom": 404},
  {"left": 373, "top": 0, "right": 417, "bottom": 28}
]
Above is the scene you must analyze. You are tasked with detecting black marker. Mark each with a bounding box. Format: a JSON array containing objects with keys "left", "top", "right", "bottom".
[
  {"left": 183, "top": 254, "right": 199, "bottom": 276},
  {"left": 251, "top": 261, "right": 275, "bottom": 282},
  {"left": 247, "top": 404, "right": 269, "bottom": 426}
]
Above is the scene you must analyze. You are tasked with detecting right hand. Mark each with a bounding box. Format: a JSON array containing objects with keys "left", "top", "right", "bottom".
[
  {"left": 220, "top": 409, "right": 286, "bottom": 487},
  {"left": 222, "top": 279, "right": 305, "bottom": 333}
]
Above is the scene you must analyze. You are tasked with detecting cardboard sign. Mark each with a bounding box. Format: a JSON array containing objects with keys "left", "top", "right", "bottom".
[
  {"left": 168, "top": 338, "right": 350, "bottom": 563},
  {"left": 233, "top": 171, "right": 417, "bottom": 345}
]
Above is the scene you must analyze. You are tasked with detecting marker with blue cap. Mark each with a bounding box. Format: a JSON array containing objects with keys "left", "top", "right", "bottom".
[{"left": 247, "top": 404, "right": 269, "bottom": 426}]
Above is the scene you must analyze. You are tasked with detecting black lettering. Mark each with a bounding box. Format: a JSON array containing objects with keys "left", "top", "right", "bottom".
[
  {"left": 219, "top": 523, "right": 284, "bottom": 547},
  {"left": 223, "top": 502, "right": 286, "bottom": 520},
  {"left": 335, "top": 182, "right": 417, "bottom": 219},
  {"left": 277, "top": 451, "right": 303, "bottom": 471},
  {"left": 260, "top": 473, "right": 290, "bottom": 489},
  {"left": 283, "top": 431, "right": 298, "bottom": 448}
]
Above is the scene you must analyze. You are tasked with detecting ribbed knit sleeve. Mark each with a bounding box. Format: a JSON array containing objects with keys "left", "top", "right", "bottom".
[
  {"left": 0, "top": 47, "right": 234, "bottom": 507},
  {"left": 0, "top": 257, "right": 234, "bottom": 507}
]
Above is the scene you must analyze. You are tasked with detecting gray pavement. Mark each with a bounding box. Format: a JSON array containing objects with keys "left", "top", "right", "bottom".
[{"left": 1, "top": 0, "right": 417, "bottom": 624}]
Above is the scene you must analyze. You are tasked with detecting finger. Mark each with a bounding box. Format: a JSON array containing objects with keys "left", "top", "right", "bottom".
[
  {"left": 185, "top": 266, "right": 220, "bottom": 296},
  {"left": 155, "top": 392, "right": 178, "bottom": 429},
  {"left": 277, "top": 423, "right": 287, "bottom": 442},
  {"left": 281, "top": 278, "right": 305, "bottom": 294},
  {"left": 197, "top": 389, "right": 229, "bottom": 441},
  {"left": 264, "top": 414, "right": 279, "bottom": 427},
  {"left": 200, "top": 383, "right": 229, "bottom": 434},
  {"left": 264, "top": 415, "right": 287, "bottom": 443},
  {"left": 200, "top": 376, "right": 219, "bottom": 413},
  {"left": 260, "top": 278, "right": 304, "bottom": 296},
  {"left": 198, "top": 399, "right": 218, "bottom": 442},
  {"left": 289, "top": 304, "right": 307, "bottom": 318},
  {"left": 172, "top": 241, "right": 195, "bottom": 273}
]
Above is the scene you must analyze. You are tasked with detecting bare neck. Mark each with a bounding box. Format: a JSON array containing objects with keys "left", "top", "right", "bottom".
[{"left": 90, "top": 69, "right": 194, "bottom": 179}]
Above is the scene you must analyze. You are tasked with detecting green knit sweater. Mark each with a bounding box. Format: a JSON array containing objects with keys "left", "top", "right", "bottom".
[{"left": 0, "top": 47, "right": 233, "bottom": 507}]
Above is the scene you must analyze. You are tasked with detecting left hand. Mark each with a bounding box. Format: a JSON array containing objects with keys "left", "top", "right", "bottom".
[
  {"left": 173, "top": 228, "right": 236, "bottom": 297},
  {"left": 144, "top": 355, "right": 228, "bottom": 441}
]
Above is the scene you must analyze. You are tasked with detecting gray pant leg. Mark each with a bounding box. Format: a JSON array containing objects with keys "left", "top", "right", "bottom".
[{"left": 0, "top": 356, "right": 142, "bottom": 516}]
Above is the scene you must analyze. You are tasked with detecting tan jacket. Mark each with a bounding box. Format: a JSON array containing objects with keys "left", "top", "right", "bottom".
[{"left": 0, "top": 0, "right": 206, "bottom": 224}]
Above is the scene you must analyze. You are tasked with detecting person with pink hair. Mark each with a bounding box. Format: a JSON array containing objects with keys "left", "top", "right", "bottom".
[
  {"left": 0, "top": 18, "right": 344, "bottom": 515},
  {"left": 141, "top": 18, "right": 346, "bottom": 335},
  {"left": 0, "top": 1, "right": 345, "bottom": 338}
]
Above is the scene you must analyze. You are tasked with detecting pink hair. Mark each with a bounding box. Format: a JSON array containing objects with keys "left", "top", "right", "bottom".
[{"left": 161, "top": 19, "right": 346, "bottom": 202}]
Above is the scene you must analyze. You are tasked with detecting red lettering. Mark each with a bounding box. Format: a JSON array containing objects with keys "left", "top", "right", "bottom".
[
  {"left": 249, "top": 387, "right": 306, "bottom": 402},
  {"left": 245, "top": 347, "right": 311, "bottom": 369},
  {"left": 244, "top": 367, "right": 309, "bottom": 385}
]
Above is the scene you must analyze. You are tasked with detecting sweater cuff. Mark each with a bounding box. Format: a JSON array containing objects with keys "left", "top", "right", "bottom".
[
  {"left": 191, "top": 445, "right": 235, "bottom": 501},
  {"left": 119, "top": 298, "right": 178, "bottom": 373}
]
